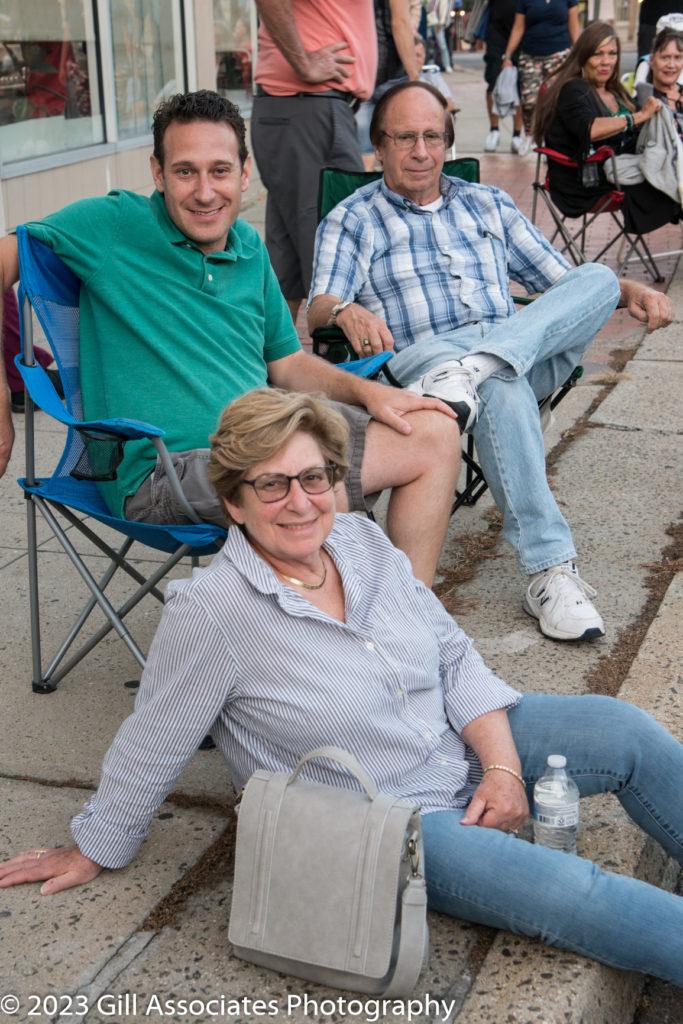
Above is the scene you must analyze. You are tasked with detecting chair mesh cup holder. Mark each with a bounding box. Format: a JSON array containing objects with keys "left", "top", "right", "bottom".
[{"left": 70, "top": 428, "right": 125, "bottom": 482}]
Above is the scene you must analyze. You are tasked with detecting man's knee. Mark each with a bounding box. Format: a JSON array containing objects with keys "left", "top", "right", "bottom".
[
  {"left": 409, "top": 408, "right": 462, "bottom": 463},
  {"left": 362, "top": 409, "right": 460, "bottom": 493},
  {"left": 559, "top": 262, "right": 620, "bottom": 304}
]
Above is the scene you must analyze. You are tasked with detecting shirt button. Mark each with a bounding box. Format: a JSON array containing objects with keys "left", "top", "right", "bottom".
[
  {"left": 365, "top": 640, "right": 375, "bottom": 651},
  {"left": 423, "top": 731, "right": 432, "bottom": 741},
  {"left": 207, "top": 273, "right": 214, "bottom": 282},
  {"left": 396, "top": 688, "right": 404, "bottom": 697}
]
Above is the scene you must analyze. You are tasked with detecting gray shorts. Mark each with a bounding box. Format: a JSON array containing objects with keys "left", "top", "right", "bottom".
[
  {"left": 250, "top": 93, "right": 363, "bottom": 299},
  {"left": 124, "top": 402, "right": 372, "bottom": 526}
]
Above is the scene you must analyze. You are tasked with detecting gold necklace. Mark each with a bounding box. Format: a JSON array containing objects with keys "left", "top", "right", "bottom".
[{"left": 277, "top": 556, "right": 327, "bottom": 591}]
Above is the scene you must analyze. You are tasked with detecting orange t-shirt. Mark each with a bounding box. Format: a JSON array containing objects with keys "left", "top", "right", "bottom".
[{"left": 255, "top": 0, "right": 378, "bottom": 101}]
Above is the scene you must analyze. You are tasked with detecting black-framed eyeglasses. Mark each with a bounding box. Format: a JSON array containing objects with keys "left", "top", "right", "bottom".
[
  {"left": 381, "top": 130, "right": 448, "bottom": 150},
  {"left": 242, "top": 464, "right": 338, "bottom": 503}
]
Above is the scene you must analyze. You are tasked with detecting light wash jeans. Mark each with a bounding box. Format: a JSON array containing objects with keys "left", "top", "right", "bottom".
[
  {"left": 433, "top": 24, "right": 452, "bottom": 70},
  {"left": 380, "top": 263, "right": 621, "bottom": 573},
  {"left": 423, "top": 693, "right": 683, "bottom": 984}
]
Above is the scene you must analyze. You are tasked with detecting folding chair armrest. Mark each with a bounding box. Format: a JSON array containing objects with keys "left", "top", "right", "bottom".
[
  {"left": 339, "top": 351, "right": 393, "bottom": 377},
  {"left": 588, "top": 145, "right": 615, "bottom": 163},
  {"left": 534, "top": 146, "right": 578, "bottom": 169},
  {"left": 15, "top": 360, "right": 166, "bottom": 440},
  {"left": 311, "top": 326, "right": 393, "bottom": 379}
]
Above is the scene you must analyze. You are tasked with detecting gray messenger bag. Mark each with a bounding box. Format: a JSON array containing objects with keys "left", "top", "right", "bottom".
[{"left": 228, "top": 746, "right": 429, "bottom": 996}]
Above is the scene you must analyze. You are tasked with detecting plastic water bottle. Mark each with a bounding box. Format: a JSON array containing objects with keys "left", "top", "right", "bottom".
[{"left": 533, "top": 755, "right": 580, "bottom": 853}]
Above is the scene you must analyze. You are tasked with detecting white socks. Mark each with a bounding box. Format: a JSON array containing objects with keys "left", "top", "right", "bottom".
[{"left": 459, "top": 352, "right": 509, "bottom": 385}]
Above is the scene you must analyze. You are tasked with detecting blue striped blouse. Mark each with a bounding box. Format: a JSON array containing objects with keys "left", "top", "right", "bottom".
[{"left": 71, "top": 515, "right": 521, "bottom": 869}]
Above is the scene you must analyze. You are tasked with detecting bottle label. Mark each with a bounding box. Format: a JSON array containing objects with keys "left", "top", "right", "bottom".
[{"left": 535, "top": 805, "right": 579, "bottom": 828}]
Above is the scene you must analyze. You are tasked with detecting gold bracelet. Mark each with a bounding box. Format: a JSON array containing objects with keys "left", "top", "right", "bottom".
[{"left": 483, "top": 764, "right": 525, "bottom": 787}]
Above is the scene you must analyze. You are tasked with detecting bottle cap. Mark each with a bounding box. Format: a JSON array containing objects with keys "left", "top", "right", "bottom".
[{"left": 547, "top": 754, "right": 567, "bottom": 768}]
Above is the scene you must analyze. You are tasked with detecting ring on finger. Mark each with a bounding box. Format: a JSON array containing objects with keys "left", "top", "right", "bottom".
[
  {"left": 360, "top": 338, "right": 371, "bottom": 349},
  {"left": 34, "top": 849, "right": 48, "bottom": 860}
]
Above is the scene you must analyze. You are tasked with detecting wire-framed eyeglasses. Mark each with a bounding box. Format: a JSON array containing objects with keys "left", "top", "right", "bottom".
[
  {"left": 242, "top": 464, "right": 338, "bottom": 503},
  {"left": 381, "top": 130, "right": 448, "bottom": 150}
]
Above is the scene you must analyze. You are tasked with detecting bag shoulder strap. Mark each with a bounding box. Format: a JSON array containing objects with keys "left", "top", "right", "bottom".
[{"left": 383, "top": 875, "right": 428, "bottom": 997}]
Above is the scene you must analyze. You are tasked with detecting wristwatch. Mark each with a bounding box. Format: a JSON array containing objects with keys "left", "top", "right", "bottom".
[{"left": 328, "top": 300, "right": 352, "bottom": 326}]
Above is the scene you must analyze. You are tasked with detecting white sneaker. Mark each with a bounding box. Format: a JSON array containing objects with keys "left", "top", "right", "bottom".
[
  {"left": 523, "top": 562, "right": 605, "bottom": 641},
  {"left": 406, "top": 359, "right": 480, "bottom": 432},
  {"left": 511, "top": 134, "right": 532, "bottom": 156},
  {"left": 484, "top": 128, "right": 501, "bottom": 152}
]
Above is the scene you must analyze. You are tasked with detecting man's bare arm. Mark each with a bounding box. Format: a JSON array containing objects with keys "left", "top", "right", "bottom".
[
  {"left": 308, "top": 293, "right": 396, "bottom": 355},
  {"left": 0, "top": 234, "right": 20, "bottom": 478},
  {"left": 268, "top": 349, "right": 457, "bottom": 436},
  {"left": 255, "top": 0, "right": 356, "bottom": 85},
  {"left": 388, "top": 0, "right": 421, "bottom": 81}
]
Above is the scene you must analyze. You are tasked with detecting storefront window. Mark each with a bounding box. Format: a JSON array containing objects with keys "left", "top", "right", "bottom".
[
  {"left": 213, "top": 0, "right": 254, "bottom": 114},
  {"left": 0, "top": 0, "right": 104, "bottom": 165},
  {"left": 110, "top": 0, "right": 184, "bottom": 140}
]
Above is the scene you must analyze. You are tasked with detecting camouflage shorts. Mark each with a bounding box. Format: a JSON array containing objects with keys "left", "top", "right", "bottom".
[{"left": 518, "top": 49, "right": 569, "bottom": 132}]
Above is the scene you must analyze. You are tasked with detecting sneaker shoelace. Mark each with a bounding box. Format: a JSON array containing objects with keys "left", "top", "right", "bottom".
[
  {"left": 534, "top": 564, "right": 598, "bottom": 603},
  {"left": 428, "top": 363, "right": 481, "bottom": 419}
]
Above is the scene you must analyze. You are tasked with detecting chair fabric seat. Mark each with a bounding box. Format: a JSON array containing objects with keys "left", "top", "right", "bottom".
[{"left": 18, "top": 475, "right": 226, "bottom": 555}]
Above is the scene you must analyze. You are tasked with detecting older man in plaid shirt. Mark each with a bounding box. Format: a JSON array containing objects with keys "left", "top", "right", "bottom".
[{"left": 308, "top": 80, "right": 672, "bottom": 643}]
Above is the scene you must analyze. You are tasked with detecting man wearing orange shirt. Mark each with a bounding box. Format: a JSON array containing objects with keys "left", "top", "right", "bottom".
[{"left": 251, "top": 0, "right": 377, "bottom": 322}]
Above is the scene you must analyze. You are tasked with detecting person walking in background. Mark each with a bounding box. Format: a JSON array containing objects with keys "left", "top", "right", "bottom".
[
  {"left": 427, "top": 0, "right": 454, "bottom": 73},
  {"left": 251, "top": 0, "right": 377, "bottom": 324},
  {"left": 356, "top": 0, "right": 422, "bottom": 169},
  {"left": 501, "top": 0, "right": 580, "bottom": 148},
  {"left": 483, "top": 0, "right": 525, "bottom": 152}
]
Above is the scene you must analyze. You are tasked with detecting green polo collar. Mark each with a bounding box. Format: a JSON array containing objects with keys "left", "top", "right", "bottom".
[{"left": 148, "top": 189, "right": 256, "bottom": 262}]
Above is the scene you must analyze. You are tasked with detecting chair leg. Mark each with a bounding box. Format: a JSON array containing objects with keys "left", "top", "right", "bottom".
[
  {"left": 26, "top": 496, "right": 52, "bottom": 693},
  {"left": 42, "top": 538, "right": 135, "bottom": 683},
  {"left": 35, "top": 498, "right": 149, "bottom": 681}
]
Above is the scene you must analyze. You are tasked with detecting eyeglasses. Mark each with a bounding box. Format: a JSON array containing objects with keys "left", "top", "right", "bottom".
[
  {"left": 381, "top": 130, "right": 448, "bottom": 150},
  {"left": 242, "top": 464, "right": 338, "bottom": 503}
]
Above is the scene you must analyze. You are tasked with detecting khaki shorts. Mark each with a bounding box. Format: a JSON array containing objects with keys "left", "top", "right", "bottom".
[{"left": 125, "top": 401, "right": 372, "bottom": 526}]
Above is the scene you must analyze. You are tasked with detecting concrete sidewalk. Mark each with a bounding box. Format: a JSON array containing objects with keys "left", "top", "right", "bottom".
[{"left": 1, "top": 60, "right": 681, "bottom": 1024}]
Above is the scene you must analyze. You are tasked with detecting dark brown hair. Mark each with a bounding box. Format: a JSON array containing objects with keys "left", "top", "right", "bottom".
[
  {"left": 152, "top": 90, "right": 248, "bottom": 167},
  {"left": 369, "top": 80, "right": 455, "bottom": 149},
  {"left": 533, "top": 22, "right": 634, "bottom": 145}
]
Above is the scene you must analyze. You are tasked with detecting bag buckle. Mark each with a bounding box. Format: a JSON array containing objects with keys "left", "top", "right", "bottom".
[{"left": 407, "top": 836, "right": 422, "bottom": 878}]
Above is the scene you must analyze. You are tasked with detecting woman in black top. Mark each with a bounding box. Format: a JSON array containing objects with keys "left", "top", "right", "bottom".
[{"left": 533, "top": 21, "right": 680, "bottom": 234}]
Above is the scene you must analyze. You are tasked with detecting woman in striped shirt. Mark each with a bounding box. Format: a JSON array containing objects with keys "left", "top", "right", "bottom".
[{"left": 1, "top": 389, "right": 682, "bottom": 985}]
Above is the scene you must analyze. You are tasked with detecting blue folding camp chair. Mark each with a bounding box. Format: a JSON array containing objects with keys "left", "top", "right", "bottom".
[
  {"left": 15, "top": 226, "right": 391, "bottom": 694},
  {"left": 15, "top": 226, "right": 229, "bottom": 693}
]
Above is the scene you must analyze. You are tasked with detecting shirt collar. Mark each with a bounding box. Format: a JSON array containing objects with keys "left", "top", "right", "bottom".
[
  {"left": 148, "top": 189, "right": 256, "bottom": 262},
  {"left": 219, "top": 517, "right": 365, "bottom": 623},
  {"left": 379, "top": 173, "right": 458, "bottom": 212}
]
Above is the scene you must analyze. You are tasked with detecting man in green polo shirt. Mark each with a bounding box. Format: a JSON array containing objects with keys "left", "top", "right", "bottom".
[{"left": 0, "top": 91, "right": 459, "bottom": 586}]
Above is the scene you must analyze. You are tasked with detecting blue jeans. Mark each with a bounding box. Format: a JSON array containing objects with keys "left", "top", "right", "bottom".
[
  {"left": 380, "top": 264, "right": 621, "bottom": 572},
  {"left": 433, "top": 25, "right": 451, "bottom": 69},
  {"left": 422, "top": 693, "right": 683, "bottom": 984}
]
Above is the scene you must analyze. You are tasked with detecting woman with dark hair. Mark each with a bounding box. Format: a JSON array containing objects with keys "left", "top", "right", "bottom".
[
  {"left": 533, "top": 21, "right": 680, "bottom": 235},
  {"left": 646, "top": 27, "right": 683, "bottom": 140}
]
